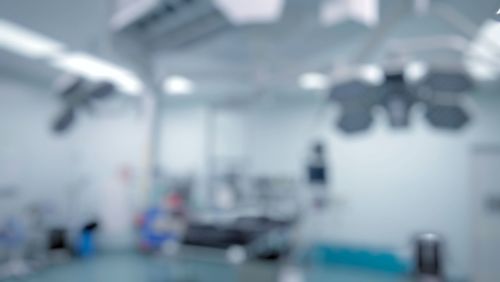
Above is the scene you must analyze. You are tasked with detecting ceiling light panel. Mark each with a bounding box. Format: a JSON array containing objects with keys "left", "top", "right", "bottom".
[
  {"left": 320, "top": 0, "right": 379, "bottom": 27},
  {"left": 163, "top": 75, "right": 194, "bottom": 95},
  {"left": 465, "top": 20, "right": 500, "bottom": 81},
  {"left": 213, "top": 0, "right": 285, "bottom": 25},
  {"left": 52, "top": 53, "right": 143, "bottom": 95},
  {"left": 0, "top": 19, "right": 65, "bottom": 59},
  {"left": 299, "top": 72, "right": 329, "bottom": 91}
]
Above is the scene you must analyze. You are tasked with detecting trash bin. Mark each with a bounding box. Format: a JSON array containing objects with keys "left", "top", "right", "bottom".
[{"left": 414, "top": 233, "right": 444, "bottom": 278}]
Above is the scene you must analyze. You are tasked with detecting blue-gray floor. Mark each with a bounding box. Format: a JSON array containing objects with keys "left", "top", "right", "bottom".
[{"left": 2, "top": 252, "right": 414, "bottom": 282}]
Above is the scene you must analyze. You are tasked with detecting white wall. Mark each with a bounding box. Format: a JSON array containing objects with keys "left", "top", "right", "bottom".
[
  {"left": 239, "top": 89, "right": 500, "bottom": 279},
  {"left": 159, "top": 104, "right": 207, "bottom": 176},
  {"left": 156, "top": 103, "right": 209, "bottom": 208},
  {"left": 6, "top": 70, "right": 497, "bottom": 277},
  {"left": 0, "top": 76, "right": 147, "bottom": 249},
  {"left": 245, "top": 100, "right": 320, "bottom": 177},
  {"left": 212, "top": 106, "right": 247, "bottom": 161},
  {"left": 156, "top": 103, "right": 250, "bottom": 209},
  {"left": 0, "top": 78, "right": 72, "bottom": 219},
  {"left": 155, "top": 89, "right": 500, "bottom": 279}
]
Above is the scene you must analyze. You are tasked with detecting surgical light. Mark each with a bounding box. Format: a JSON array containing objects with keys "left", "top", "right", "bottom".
[
  {"left": 52, "top": 78, "right": 117, "bottom": 135},
  {"left": 380, "top": 73, "right": 416, "bottom": 128},
  {"left": 328, "top": 64, "right": 474, "bottom": 134},
  {"left": 337, "top": 106, "right": 373, "bottom": 134},
  {"left": 52, "top": 53, "right": 143, "bottom": 95},
  {"left": 421, "top": 70, "right": 473, "bottom": 93},
  {"left": 405, "top": 61, "right": 429, "bottom": 83},
  {"left": 53, "top": 108, "right": 76, "bottom": 134},
  {"left": 360, "top": 64, "right": 385, "bottom": 85},
  {"left": 329, "top": 79, "right": 374, "bottom": 103},
  {"left": 425, "top": 104, "right": 470, "bottom": 130},
  {"left": 0, "top": 19, "right": 65, "bottom": 59},
  {"left": 329, "top": 79, "right": 378, "bottom": 134}
]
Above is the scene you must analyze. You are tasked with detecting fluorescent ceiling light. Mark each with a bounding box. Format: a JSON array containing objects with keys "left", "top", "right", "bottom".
[
  {"left": 359, "top": 64, "right": 384, "bottom": 85},
  {"left": 163, "top": 75, "right": 193, "bottom": 96},
  {"left": 464, "top": 20, "right": 500, "bottom": 81},
  {"left": 0, "top": 19, "right": 65, "bottom": 59},
  {"left": 414, "top": 0, "right": 431, "bottom": 15},
  {"left": 320, "top": 0, "right": 349, "bottom": 26},
  {"left": 467, "top": 61, "right": 498, "bottom": 81},
  {"left": 111, "top": 0, "right": 158, "bottom": 31},
  {"left": 52, "top": 52, "right": 143, "bottom": 95},
  {"left": 213, "top": 0, "right": 285, "bottom": 25},
  {"left": 299, "top": 72, "right": 328, "bottom": 90},
  {"left": 350, "top": 0, "right": 379, "bottom": 27},
  {"left": 320, "top": 0, "right": 379, "bottom": 27}
]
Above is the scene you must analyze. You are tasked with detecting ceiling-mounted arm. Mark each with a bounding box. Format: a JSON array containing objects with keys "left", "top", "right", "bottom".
[
  {"left": 432, "top": 2, "right": 500, "bottom": 53},
  {"left": 350, "top": 1, "right": 413, "bottom": 65},
  {"left": 385, "top": 35, "right": 470, "bottom": 56},
  {"left": 431, "top": 2, "right": 482, "bottom": 39}
]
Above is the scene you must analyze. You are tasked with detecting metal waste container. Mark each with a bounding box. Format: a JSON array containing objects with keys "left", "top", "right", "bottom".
[{"left": 414, "top": 233, "right": 444, "bottom": 279}]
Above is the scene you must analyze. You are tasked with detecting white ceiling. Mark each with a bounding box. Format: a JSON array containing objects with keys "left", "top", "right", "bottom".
[
  {"left": 0, "top": 0, "right": 498, "bottom": 101},
  {"left": 0, "top": 0, "right": 111, "bottom": 88}
]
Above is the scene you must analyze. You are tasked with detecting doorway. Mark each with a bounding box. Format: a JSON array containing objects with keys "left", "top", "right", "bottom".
[{"left": 470, "top": 145, "right": 500, "bottom": 282}]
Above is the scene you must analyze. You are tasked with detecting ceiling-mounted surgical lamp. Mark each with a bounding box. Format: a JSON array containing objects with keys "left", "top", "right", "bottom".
[
  {"left": 336, "top": 103, "right": 374, "bottom": 134},
  {"left": 416, "top": 64, "right": 473, "bottom": 130},
  {"left": 329, "top": 79, "right": 376, "bottom": 104},
  {"left": 52, "top": 75, "right": 116, "bottom": 135},
  {"left": 379, "top": 72, "right": 417, "bottom": 128},
  {"left": 420, "top": 68, "right": 474, "bottom": 93},
  {"left": 425, "top": 104, "right": 470, "bottom": 130},
  {"left": 329, "top": 78, "right": 379, "bottom": 134}
]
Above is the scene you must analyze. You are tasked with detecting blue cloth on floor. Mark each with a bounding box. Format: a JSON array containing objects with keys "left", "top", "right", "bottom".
[{"left": 308, "top": 244, "right": 410, "bottom": 274}]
